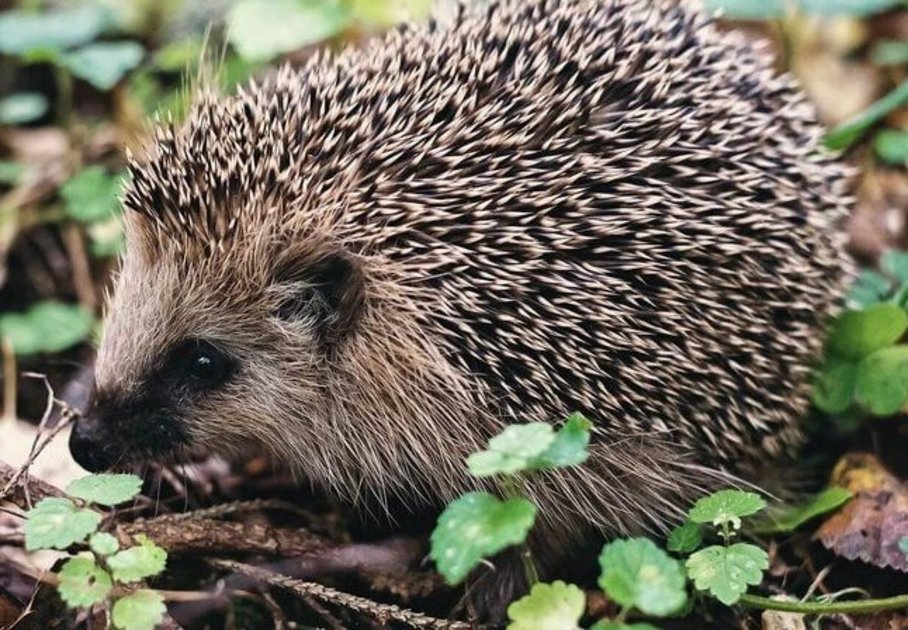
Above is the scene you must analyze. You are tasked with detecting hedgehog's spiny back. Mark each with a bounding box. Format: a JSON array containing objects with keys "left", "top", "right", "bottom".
[{"left": 124, "top": 0, "right": 848, "bottom": 482}]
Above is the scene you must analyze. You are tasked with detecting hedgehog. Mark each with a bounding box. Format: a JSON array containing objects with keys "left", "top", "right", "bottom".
[{"left": 68, "top": 0, "right": 850, "bottom": 616}]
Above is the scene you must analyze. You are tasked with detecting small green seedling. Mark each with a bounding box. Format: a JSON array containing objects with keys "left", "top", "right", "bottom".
[
  {"left": 815, "top": 254, "right": 908, "bottom": 418},
  {"left": 430, "top": 413, "right": 592, "bottom": 586},
  {"left": 681, "top": 489, "right": 769, "bottom": 605},
  {"left": 24, "top": 473, "right": 167, "bottom": 630}
]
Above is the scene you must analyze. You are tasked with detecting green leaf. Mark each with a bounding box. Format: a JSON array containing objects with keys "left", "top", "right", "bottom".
[
  {"left": 0, "top": 301, "right": 94, "bottom": 356},
  {"left": 153, "top": 39, "right": 204, "bottom": 72},
  {"left": 754, "top": 487, "right": 852, "bottom": 534},
  {"left": 873, "top": 40, "right": 908, "bottom": 66},
  {"left": 703, "top": 0, "right": 902, "bottom": 18},
  {"left": 589, "top": 623, "right": 660, "bottom": 630},
  {"left": 825, "top": 79, "right": 908, "bottom": 151},
  {"left": 899, "top": 536, "right": 908, "bottom": 557},
  {"left": 798, "top": 0, "right": 904, "bottom": 15},
  {"left": 827, "top": 304, "right": 908, "bottom": 360},
  {"left": 60, "top": 166, "right": 124, "bottom": 223},
  {"left": 812, "top": 356, "right": 857, "bottom": 414},
  {"left": 688, "top": 489, "right": 766, "bottom": 530},
  {"left": 667, "top": 521, "right": 703, "bottom": 554},
  {"left": 855, "top": 345, "right": 908, "bottom": 415},
  {"left": 882, "top": 251, "right": 908, "bottom": 285},
  {"left": 506, "top": 581, "right": 585, "bottom": 630},
  {"left": 57, "top": 555, "right": 112, "bottom": 609},
  {"left": 529, "top": 412, "right": 593, "bottom": 471},
  {"left": 875, "top": 130, "right": 908, "bottom": 165},
  {"left": 0, "top": 161, "right": 25, "bottom": 186},
  {"left": 67, "top": 473, "right": 143, "bottom": 506},
  {"left": 24, "top": 497, "right": 101, "bottom": 551},
  {"left": 598, "top": 538, "right": 687, "bottom": 617},
  {"left": 227, "top": 0, "right": 351, "bottom": 62},
  {"left": 430, "top": 492, "right": 536, "bottom": 585},
  {"left": 686, "top": 543, "right": 768, "bottom": 605},
  {"left": 87, "top": 218, "right": 126, "bottom": 258},
  {"left": 0, "top": 92, "right": 49, "bottom": 125},
  {"left": 112, "top": 590, "right": 166, "bottom": 630},
  {"left": 0, "top": 6, "right": 109, "bottom": 56},
  {"left": 62, "top": 42, "right": 144, "bottom": 91},
  {"left": 0, "top": 161, "right": 24, "bottom": 186},
  {"left": 107, "top": 535, "right": 168, "bottom": 583},
  {"left": 89, "top": 532, "right": 120, "bottom": 556},
  {"left": 702, "top": 0, "right": 785, "bottom": 18},
  {"left": 846, "top": 270, "right": 893, "bottom": 308},
  {"left": 466, "top": 422, "right": 555, "bottom": 478}
]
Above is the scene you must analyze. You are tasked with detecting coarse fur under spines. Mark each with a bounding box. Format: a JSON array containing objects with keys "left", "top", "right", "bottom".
[{"left": 109, "top": 0, "right": 848, "bottom": 567}]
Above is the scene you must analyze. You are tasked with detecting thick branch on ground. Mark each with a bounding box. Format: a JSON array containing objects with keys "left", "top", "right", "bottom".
[
  {"left": 119, "top": 517, "right": 330, "bottom": 556},
  {"left": 0, "top": 460, "right": 64, "bottom": 508},
  {"left": 209, "top": 559, "right": 473, "bottom": 630}
]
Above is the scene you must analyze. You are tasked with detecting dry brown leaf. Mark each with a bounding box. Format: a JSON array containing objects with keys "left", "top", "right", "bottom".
[{"left": 817, "top": 453, "right": 908, "bottom": 572}]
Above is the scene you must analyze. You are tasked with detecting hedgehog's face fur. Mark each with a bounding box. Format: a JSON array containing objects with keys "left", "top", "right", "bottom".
[{"left": 69, "top": 222, "right": 363, "bottom": 473}]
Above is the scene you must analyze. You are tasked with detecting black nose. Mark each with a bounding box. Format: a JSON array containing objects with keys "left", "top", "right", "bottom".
[{"left": 69, "top": 417, "right": 118, "bottom": 472}]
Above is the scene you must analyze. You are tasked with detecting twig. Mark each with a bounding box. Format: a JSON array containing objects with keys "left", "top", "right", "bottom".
[
  {"left": 19, "top": 374, "right": 64, "bottom": 508},
  {"left": 61, "top": 223, "right": 96, "bottom": 311},
  {"left": 1, "top": 338, "right": 15, "bottom": 422},
  {"left": 739, "top": 592, "right": 908, "bottom": 615},
  {"left": 0, "top": 460, "right": 65, "bottom": 508},
  {"left": 0, "top": 378, "right": 79, "bottom": 506},
  {"left": 209, "top": 559, "right": 474, "bottom": 630},
  {"left": 162, "top": 498, "right": 304, "bottom": 521}
]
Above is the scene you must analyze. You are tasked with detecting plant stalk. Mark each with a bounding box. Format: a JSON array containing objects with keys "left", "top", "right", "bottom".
[{"left": 739, "top": 592, "right": 908, "bottom": 615}]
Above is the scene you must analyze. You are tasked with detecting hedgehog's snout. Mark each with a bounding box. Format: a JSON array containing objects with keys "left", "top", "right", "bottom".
[
  {"left": 69, "top": 412, "right": 119, "bottom": 472},
  {"left": 69, "top": 384, "right": 189, "bottom": 472}
]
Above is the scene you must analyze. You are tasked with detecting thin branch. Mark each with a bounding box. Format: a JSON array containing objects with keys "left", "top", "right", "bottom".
[{"left": 209, "top": 559, "right": 474, "bottom": 630}]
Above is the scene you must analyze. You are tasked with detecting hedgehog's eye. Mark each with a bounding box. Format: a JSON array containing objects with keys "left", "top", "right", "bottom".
[{"left": 170, "top": 339, "right": 234, "bottom": 390}]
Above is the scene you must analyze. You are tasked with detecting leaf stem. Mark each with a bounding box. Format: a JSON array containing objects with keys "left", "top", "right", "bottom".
[
  {"left": 519, "top": 545, "right": 539, "bottom": 587},
  {"left": 501, "top": 475, "right": 539, "bottom": 587},
  {"left": 739, "top": 592, "right": 908, "bottom": 615}
]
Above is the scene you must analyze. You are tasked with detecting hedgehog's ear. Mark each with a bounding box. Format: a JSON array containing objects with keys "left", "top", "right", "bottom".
[{"left": 271, "top": 250, "right": 365, "bottom": 347}]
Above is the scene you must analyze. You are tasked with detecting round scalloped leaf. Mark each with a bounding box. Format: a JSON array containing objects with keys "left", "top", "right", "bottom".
[
  {"left": 487, "top": 422, "right": 555, "bottom": 459},
  {"left": 827, "top": 304, "right": 908, "bottom": 361},
  {"left": 107, "top": 535, "right": 167, "bottom": 582},
  {"left": 466, "top": 423, "right": 556, "bottom": 478},
  {"left": 506, "top": 581, "right": 585, "bottom": 630},
  {"left": 0, "top": 301, "right": 94, "bottom": 356},
  {"left": 60, "top": 166, "right": 124, "bottom": 224},
  {"left": 598, "top": 538, "right": 687, "bottom": 617},
  {"left": 24, "top": 497, "right": 101, "bottom": 551},
  {"left": 66, "top": 473, "right": 142, "bottom": 506},
  {"left": 687, "top": 489, "right": 766, "bottom": 530},
  {"left": 112, "top": 590, "right": 166, "bottom": 630},
  {"left": 89, "top": 532, "right": 120, "bottom": 556},
  {"left": 0, "top": 6, "right": 108, "bottom": 55},
  {"left": 855, "top": 345, "right": 908, "bottom": 416},
  {"left": 813, "top": 356, "right": 857, "bottom": 414},
  {"left": 227, "top": 0, "right": 351, "bottom": 62},
  {"left": 528, "top": 413, "right": 592, "bottom": 471},
  {"left": 58, "top": 555, "right": 112, "bottom": 608},
  {"left": 430, "top": 492, "right": 536, "bottom": 585},
  {"left": 62, "top": 41, "right": 144, "bottom": 91},
  {"left": 667, "top": 521, "right": 702, "bottom": 554},
  {"left": 685, "top": 543, "right": 768, "bottom": 605}
]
